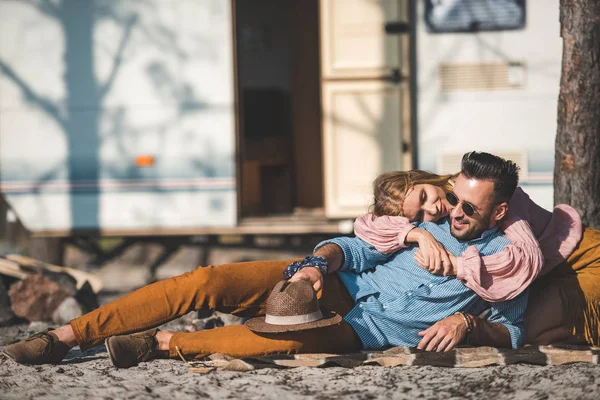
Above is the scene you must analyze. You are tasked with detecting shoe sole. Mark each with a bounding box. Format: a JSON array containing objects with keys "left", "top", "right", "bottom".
[
  {"left": 2, "top": 349, "right": 43, "bottom": 365},
  {"left": 1, "top": 349, "right": 16, "bottom": 362},
  {"left": 104, "top": 337, "right": 120, "bottom": 368}
]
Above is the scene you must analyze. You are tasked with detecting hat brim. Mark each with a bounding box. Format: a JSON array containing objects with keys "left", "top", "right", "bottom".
[{"left": 245, "top": 309, "right": 343, "bottom": 333}]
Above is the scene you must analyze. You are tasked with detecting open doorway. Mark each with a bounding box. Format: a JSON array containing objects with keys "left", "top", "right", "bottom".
[{"left": 234, "top": 0, "right": 323, "bottom": 218}]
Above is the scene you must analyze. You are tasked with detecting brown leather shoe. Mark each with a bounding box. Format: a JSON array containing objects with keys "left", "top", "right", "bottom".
[
  {"left": 105, "top": 329, "right": 168, "bottom": 368},
  {"left": 2, "top": 329, "right": 71, "bottom": 365}
]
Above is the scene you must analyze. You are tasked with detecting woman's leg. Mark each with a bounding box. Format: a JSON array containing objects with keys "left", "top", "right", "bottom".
[
  {"left": 524, "top": 283, "right": 572, "bottom": 344},
  {"left": 526, "top": 227, "right": 600, "bottom": 345},
  {"left": 69, "top": 259, "right": 296, "bottom": 349}
]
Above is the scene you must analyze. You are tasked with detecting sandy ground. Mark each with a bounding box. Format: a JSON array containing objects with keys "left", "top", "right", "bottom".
[
  {"left": 3, "top": 323, "right": 600, "bottom": 399},
  {"left": 2, "top": 246, "right": 600, "bottom": 399}
]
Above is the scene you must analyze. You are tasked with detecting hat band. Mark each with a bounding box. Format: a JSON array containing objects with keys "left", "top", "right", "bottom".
[{"left": 264, "top": 310, "right": 323, "bottom": 326}]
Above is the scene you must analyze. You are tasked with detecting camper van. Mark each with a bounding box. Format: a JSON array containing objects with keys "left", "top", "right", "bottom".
[{"left": 0, "top": 0, "right": 559, "bottom": 252}]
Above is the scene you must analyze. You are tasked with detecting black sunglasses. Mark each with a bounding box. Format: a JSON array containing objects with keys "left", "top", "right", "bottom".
[{"left": 446, "top": 192, "right": 477, "bottom": 217}]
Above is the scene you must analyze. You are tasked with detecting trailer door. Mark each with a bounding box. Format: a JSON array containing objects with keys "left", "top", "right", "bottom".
[{"left": 320, "top": 0, "right": 409, "bottom": 218}]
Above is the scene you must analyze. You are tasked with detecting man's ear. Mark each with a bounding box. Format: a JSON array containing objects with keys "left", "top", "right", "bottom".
[{"left": 493, "top": 202, "right": 508, "bottom": 222}]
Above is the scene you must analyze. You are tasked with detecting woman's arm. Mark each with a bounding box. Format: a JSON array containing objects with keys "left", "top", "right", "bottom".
[
  {"left": 456, "top": 186, "right": 583, "bottom": 301},
  {"left": 532, "top": 204, "right": 583, "bottom": 273},
  {"left": 354, "top": 213, "right": 416, "bottom": 253},
  {"left": 356, "top": 209, "right": 545, "bottom": 302},
  {"left": 456, "top": 218, "right": 544, "bottom": 302},
  {"left": 355, "top": 213, "right": 452, "bottom": 269},
  {"left": 505, "top": 187, "right": 582, "bottom": 273}
]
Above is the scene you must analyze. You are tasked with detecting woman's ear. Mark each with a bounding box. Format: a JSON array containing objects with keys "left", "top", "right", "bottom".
[{"left": 493, "top": 202, "right": 509, "bottom": 222}]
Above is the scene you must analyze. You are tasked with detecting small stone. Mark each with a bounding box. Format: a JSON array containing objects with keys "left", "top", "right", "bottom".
[
  {"left": 28, "top": 321, "right": 52, "bottom": 332},
  {"left": 214, "top": 312, "right": 246, "bottom": 326},
  {"left": 52, "top": 297, "right": 84, "bottom": 325},
  {"left": 9, "top": 274, "right": 69, "bottom": 322}
]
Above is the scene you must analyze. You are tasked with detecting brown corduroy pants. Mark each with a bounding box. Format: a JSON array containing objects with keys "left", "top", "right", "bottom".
[
  {"left": 70, "top": 259, "right": 362, "bottom": 359},
  {"left": 532, "top": 227, "right": 600, "bottom": 346}
]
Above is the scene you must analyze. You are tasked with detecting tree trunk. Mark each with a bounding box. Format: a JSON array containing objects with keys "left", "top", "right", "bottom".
[{"left": 554, "top": 0, "right": 600, "bottom": 228}]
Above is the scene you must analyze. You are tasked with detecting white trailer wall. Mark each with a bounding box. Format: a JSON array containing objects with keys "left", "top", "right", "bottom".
[
  {"left": 417, "top": 0, "right": 561, "bottom": 210},
  {"left": 0, "top": 0, "right": 236, "bottom": 233}
]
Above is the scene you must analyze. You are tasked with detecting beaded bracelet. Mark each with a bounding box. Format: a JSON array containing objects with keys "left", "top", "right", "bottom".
[
  {"left": 283, "top": 256, "right": 329, "bottom": 280},
  {"left": 454, "top": 311, "right": 472, "bottom": 333}
]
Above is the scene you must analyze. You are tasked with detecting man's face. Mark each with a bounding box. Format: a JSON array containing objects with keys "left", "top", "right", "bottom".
[{"left": 448, "top": 174, "right": 499, "bottom": 241}]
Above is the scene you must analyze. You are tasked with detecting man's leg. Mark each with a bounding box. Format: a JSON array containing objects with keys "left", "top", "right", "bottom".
[
  {"left": 4, "top": 258, "right": 296, "bottom": 364},
  {"left": 161, "top": 272, "right": 361, "bottom": 358},
  {"left": 101, "top": 271, "right": 359, "bottom": 366},
  {"left": 163, "top": 322, "right": 362, "bottom": 359},
  {"left": 70, "top": 259, "right": 295, "bottom": 349}
]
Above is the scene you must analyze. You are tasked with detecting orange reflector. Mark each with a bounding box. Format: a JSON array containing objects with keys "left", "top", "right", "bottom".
[{"left": 136, "top": 155, "right": 155, "bottom": 167}]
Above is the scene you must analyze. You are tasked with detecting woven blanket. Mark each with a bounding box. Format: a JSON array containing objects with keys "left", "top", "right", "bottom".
[{"left": 178, "top": 344, "right": 600, "bottom": 373}]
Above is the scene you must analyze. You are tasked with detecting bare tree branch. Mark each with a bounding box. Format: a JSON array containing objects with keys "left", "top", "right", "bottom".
[
  {"left": 3, "top": 0, "right": 61, "bottom": 19},
  {"left": 98, "top": 15, "right": 138, "bottom": 100},
  {"left": 0, "top": 59, "right": 66, "bottom": 130},
  {"left": 96, "top": 0, "right": 187, "bottom": 60},
  {"left": 38, "top": 0, "right": 61, "bottom": 18}
]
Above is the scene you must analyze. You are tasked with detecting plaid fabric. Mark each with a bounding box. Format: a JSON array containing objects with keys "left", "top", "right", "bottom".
[{"left": 179, "top": 344, "right": 600, "bottom": 373}]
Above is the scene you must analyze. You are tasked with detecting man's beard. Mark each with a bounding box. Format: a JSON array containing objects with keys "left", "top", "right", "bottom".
[{"left": 450, "top": 214, "right": 491, "bottom": 241}]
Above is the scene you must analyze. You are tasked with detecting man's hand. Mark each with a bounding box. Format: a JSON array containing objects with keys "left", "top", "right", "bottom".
[
  {"left": 417, "top": 314, "right": 467, "bottom": 352},
  {"left": 410, "top": 229, "right": 454, "bottom": 276},
  {"left": 288, "top": 266, "right": 324, "bottom": 292}
]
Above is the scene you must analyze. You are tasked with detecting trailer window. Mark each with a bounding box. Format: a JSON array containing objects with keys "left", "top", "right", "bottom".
[{"left": 425, "top": 0, "right": 526, "bottom": 33}]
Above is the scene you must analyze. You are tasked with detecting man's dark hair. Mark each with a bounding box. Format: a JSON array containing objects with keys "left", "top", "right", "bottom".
[{"left": 460, "top": 151, "right": 520, "bottom": 203}]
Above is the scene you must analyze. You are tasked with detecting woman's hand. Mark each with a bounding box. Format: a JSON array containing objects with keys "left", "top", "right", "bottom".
[{"left": 408, "top": 228, "right": 455, "bottom": 276}]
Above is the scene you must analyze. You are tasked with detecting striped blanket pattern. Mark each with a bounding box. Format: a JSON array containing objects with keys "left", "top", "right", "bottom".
[{"left": 180, "top": 344, "right": 600, "bottom": 373}]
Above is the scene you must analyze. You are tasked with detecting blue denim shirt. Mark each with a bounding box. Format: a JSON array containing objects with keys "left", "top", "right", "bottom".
[{"left": 316, "top": 218, "right": 528, "bottom": 349}]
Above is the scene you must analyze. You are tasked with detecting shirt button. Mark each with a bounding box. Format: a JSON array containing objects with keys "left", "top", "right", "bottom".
[
  {"left": 429, "top": 283, "right": 433, "bottom": 287},
  {"left": 359, "top": 304, "right": 364, "bottom": 308},
  {"left": 407, "top": 292, "right": 412, "bottom": 296}
]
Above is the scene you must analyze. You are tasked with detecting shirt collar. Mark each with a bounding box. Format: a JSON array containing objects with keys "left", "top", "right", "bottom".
[
  {"left": 466, "top": 225, "right": 501, "bottom": 243},
  {"left": 419, "top": 218, "right": 501, "bottom": 243}
]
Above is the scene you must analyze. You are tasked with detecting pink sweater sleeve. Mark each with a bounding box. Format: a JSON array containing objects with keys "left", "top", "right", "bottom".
[
  {"left": 503, "top": 186, "right": 582, "bottom": 274},
  {"left": 455, "top": 217, "right": 544, "bottom": 302},
  {"left": 354, "top": 214, "right": 415, "bottom": 253},
  {"left": 535, "top": 204, "right": 582, "bottom": 274}
]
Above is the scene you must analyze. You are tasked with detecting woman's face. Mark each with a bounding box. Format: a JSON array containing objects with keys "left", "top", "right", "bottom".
[{"left": 401, "top": 183, "right": 451, "bottom": 223}]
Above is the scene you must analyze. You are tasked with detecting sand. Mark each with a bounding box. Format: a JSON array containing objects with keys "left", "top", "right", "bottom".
[{"left": 1, "top": 322, "right": 600, "bottom": 399}]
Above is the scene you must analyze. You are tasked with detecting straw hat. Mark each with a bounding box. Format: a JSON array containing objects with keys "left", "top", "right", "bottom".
[{"left": 245, "top": 279, "right": 342, "bottom": 333}]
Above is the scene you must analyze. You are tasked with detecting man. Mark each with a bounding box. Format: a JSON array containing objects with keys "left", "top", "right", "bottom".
[
  {"left": 3, "top": 152, "right": 524, "bottom": 367},
  {"left": 291, "top": 151, "right": 526, "bottom": 351}
]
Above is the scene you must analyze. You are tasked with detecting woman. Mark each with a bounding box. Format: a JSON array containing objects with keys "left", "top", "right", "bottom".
[{"left": 355, "top": 169, "right": 598, "bottom": 346}]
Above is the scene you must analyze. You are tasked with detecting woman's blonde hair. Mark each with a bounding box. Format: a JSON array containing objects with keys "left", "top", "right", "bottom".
[{"left": 371, "top": 170, "right": 457, "bottom": 217}]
